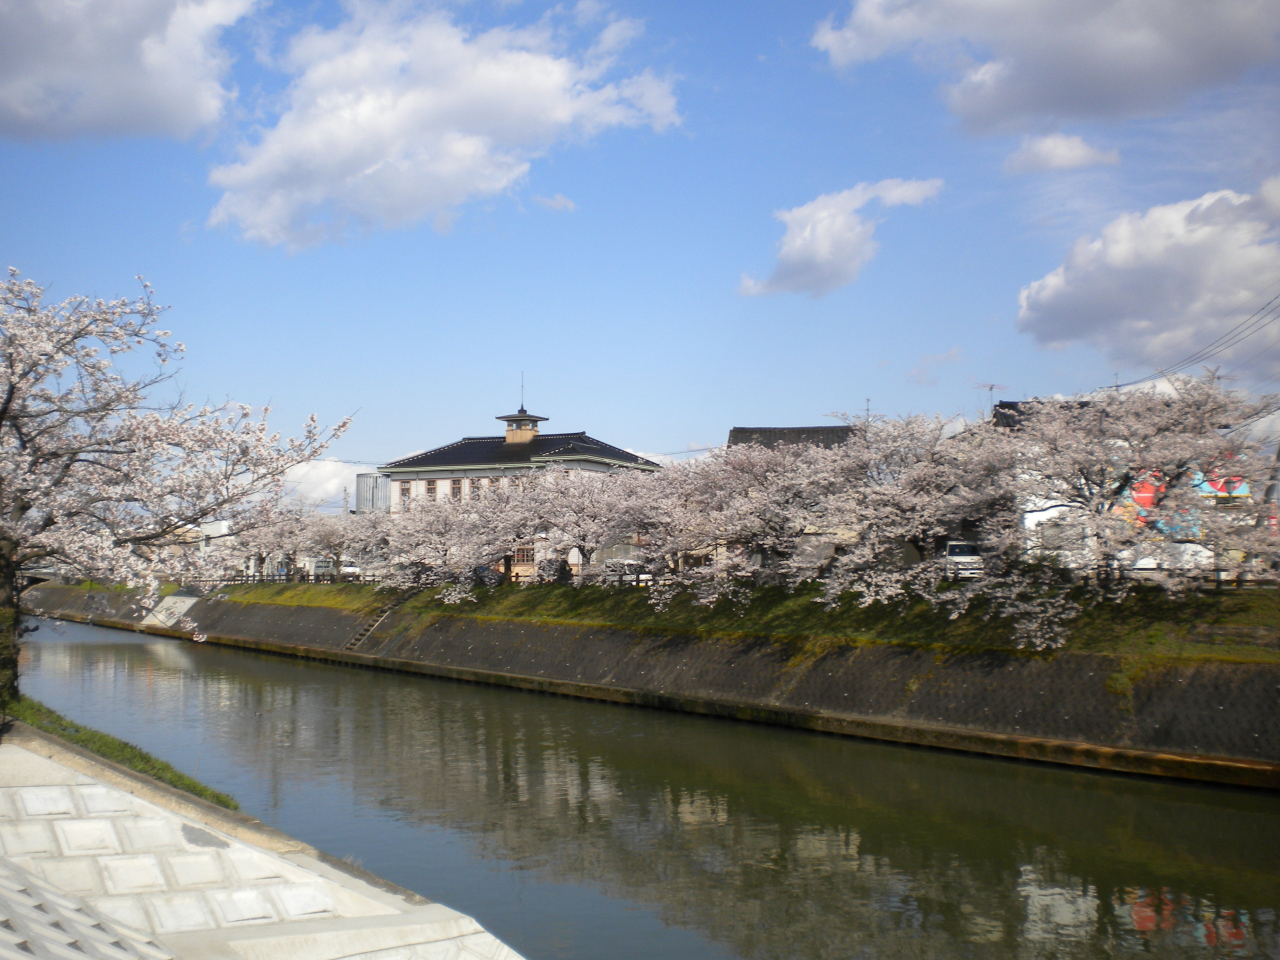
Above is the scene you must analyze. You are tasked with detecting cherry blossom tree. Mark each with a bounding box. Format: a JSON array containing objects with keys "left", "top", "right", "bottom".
[
  {"left": 814, "top": 414, "right": 1003, "bottom": 603},
  {"left": 375, "top": 496, "right": 489, "bottom": 589},
  {"left": 133, "top": 365, "right": 1274, "bottom": 653},
  {"left": 521, "top": 469, "right": 630, "bottom": 579},
  {"left": 233, "top": 507, "right": 314, "bottom": 581},
  {"left": 0, "top": 270, "right": 348, "bottom": 711},
  {"left": 818, "top": 375, "right": 1280, "bottom": 646},
  {"left": 953, "top": 374, "right": 1280, "bottom": 644},
  {"left": 636, "top": 443, "right": 818, "bottom": 605}
]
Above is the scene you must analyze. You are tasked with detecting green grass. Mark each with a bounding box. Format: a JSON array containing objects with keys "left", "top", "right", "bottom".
[
  {"left": 212, "top": 580, "right": 1280, "bottom": 668},
  {"left": 5, "top": 696, "right": 239, "bottom": 810},
  {"left": 410, "top": 582, "right": 1280, "bottom": 662},
  {"left": 69, "top": 580, "right": 135, "bottom": 593},
  {"left": 409, "top": 581, "right": 1014, "bottom": 644},
  {"left": 69, "top": 580, "right": 183, "bottom": 598},
  {"left": 216, "top": 582, "right": 392, "bottom": 617},
  {"left": 1061, "top": 588, "right": 1280, "bottom": 692}
]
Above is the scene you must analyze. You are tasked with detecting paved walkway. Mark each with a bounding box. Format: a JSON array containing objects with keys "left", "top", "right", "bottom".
[{"left": 0, "top": 728, "right": 525, "bottom": 960}]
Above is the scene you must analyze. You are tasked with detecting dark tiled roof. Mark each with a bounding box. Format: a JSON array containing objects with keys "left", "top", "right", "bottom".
[
  {"left": 992, "top": 401, "right": 1024, "bottom": 429},
  {"left": 727, "top": 426, "right": 853, "bottom": 449},
  {"left": 382, "top": 432, "right": 658, "bottom": 470},
  {"left": 993, "top": 399, "right": 1099, "bottom": 429}
]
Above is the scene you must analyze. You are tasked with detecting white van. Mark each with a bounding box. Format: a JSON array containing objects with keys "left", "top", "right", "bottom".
[{"left": 944, "top": 541, "right": 984, "bottom": 580}]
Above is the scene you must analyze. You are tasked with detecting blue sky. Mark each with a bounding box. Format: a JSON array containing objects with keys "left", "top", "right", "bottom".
[{"left": 3, "top": 0, "right": 1280, "bottom": 504}]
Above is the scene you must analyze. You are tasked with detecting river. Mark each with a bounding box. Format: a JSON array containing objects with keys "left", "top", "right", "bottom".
[{"left": 16, "top": 620, "right": 1280, "bottom": 959}]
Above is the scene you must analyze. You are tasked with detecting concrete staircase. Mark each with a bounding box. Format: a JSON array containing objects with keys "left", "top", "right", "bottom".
[{"left": 343, "top": 590, "right": 422, "bottom": 652}]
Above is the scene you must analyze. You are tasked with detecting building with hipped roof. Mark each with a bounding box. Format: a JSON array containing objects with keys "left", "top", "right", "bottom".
[{"left": 356, "top": 407, "right": 659, "bottom": 515}]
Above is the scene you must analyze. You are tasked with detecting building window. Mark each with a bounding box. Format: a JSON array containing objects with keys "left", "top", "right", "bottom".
[
  {"left": 470, "top": 478, "right": 482, "bottom": 500},
  {"left": 425, "top": 480, "right": 436, "bottom": 501},
  {"left": 400, "top": 481, "right": 411, "bottom": 501},
  {"left": 451, "top": 479, "right": 462, "bottom": 500},
  {"left": 514, "top": 546, "right": 535, "bottom": 565}
]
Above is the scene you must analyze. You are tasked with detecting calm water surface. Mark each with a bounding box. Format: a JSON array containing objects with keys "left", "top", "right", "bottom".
[{"left": 17, "top": 621, "right": 1280, "bottom": 959}]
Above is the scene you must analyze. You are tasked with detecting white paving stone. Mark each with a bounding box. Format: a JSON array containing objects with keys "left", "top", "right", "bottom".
[
  {"left": 208, "top": 887, "right": 278, "bottom": 926},
  {"left": 0, "top": 821, "right": 59, "bottom": 857},
  {"left": 88, "top": 894, "right": 153, "bottom": 932},
  {"left": 270, "top": 882, "right": 337, "bottom": 921},
  {"left": 27, "top": 856, "right": 103, "bottom": 896},
  {"left": 164, "top": 853, "right": 225, "bottom": 888},
  {"left": 141, "top": 596, "right": 198, "bottom": 629},
  {"left": 225, "top": 847, "right": 295, "bottom": 883},
  {"left": 118, "top": 818, "right": 182, "bottom": 853},
  {"left": 0, "top": 858, "right": 175, "bottom": 960},
  {"left": 0, "top": 740, "right": 527, "bottom": 960},
  {"left": 54, "top": 818, "right": 122, "bottom": 856},
  {"left": 101, "top": 855, "right": 169, "bottom": 895},
  {"left": 75, "top": 784, "right": 137, "bottom": 816},
  {"left": 145, "top": 892, "right": 217, "bottom": 935},
  {"left": 16, "top": 785, "right": 76, "bottom": 818}
]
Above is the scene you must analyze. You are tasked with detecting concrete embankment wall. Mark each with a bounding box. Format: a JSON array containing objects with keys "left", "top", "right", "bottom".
[{"left": 25, "top": 584, "right": 1280, "bottom": 790}]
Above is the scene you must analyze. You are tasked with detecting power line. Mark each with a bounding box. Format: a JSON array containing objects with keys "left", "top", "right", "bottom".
[
  {"left": 656, "top": 446, "right": 717, "bottom": 457},
  {"left": 1114, "top": 289, "right": 1280, "bottom": 389}
]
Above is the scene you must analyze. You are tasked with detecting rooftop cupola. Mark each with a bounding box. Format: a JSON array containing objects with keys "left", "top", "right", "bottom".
[{"left": 497, "top": 406, "right": 547, "bottom": 444}]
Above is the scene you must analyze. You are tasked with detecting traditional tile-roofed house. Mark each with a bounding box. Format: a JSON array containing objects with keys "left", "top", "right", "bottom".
[
  {"left": 356, "top": 408, "right": 659, "bottom": 514},
  {"left": 727, "top": 425, "right": 853, "bottom": 449}
]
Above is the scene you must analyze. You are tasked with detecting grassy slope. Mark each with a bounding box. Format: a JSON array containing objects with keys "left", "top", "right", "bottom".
[
  {"left": 221, "top": 580, "right": 1280, "bottom": 669},
  {"left": 70, "top": 581, "right": 182, "bottom": 597},
  {"left": 6, "top": 696, "right": 239, "bottom": 810},
  {"left": 216, "top": 583, "right": 388, "bottom": 617}
]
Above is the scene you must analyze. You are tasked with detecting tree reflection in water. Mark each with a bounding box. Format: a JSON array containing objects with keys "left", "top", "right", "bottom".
[{"left": 20, "top": 623, "right": 1280, "bottom": 960}]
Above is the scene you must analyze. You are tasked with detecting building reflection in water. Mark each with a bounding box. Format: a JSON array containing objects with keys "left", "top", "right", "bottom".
[{"left": 21, "top": 630, "right": 1280, "bottom": 960}]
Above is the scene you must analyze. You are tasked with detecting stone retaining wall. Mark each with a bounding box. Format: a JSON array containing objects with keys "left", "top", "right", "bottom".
[{"left": 25, "top": 584, "right": 1280, "bottom": 790}]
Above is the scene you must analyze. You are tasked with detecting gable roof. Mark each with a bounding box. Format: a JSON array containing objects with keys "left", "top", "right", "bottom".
[
  {"left": 727, "top": 426, "right": 853, "bottom": 449},
  {"left": 381, "top": 432, "right": 658, "bottom": 471}
]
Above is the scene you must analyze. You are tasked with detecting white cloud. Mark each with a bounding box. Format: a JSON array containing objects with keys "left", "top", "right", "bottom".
[
  {"left": 0, "top": 0, "right": 251, "bottom": 138},
  {"left": 1018, "top": 178, "right": 1280, "bottom": 381},
  {"left": 208, "top": 8, "right": 678, "bottom": 248},
  {"left": 284, "top": 458, "right": 363, "bottom": 510},
  {"left": 813, "top": 0, "right": 1280, "bottom": 130},
  {"left": 908, "top": 346, "right": 962, "bottom": 385},
  {"left": 534, "top": 193, "right": 578, "bottom": 211},
  {"left": 626, "top": 444, "right": 714, "bottom": 466},
  {"left": 1004, "top": 133, "right": 1119, "bottom": 174},
  {"left": 740, "top": 178, "right": 942, "bottom": 297}
]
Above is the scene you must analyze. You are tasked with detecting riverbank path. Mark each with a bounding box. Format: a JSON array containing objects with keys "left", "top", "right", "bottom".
[{"left": 0, "top": 725, "right": 524, "bottom": 960}]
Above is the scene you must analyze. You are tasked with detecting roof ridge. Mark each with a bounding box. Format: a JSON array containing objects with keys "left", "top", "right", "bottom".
[
  {"left": 388, "top": 436, "right": 478, "bottom": 464},
  {"left": 381, "top": 429, "right": 658, "bottom": 469}
]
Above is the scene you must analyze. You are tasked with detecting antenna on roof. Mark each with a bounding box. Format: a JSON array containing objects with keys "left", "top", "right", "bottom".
[
  {"left": 975, "top": 383, "right": 1008, "bottom": 418},
  {"left": 521, "top": 371, "right": 524, "bottom": 410}
]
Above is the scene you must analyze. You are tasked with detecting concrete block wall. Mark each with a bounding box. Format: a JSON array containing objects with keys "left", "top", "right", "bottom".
[{"left": 24, "top": 584, "right": 1280, "bottom": 788}]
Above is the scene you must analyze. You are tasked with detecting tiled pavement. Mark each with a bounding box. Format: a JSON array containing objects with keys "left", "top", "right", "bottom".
[{"left": 0, "top": 739, "right": 524, "bottom": 960}]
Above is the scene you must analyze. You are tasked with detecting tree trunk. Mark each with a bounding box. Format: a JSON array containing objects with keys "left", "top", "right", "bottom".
[{"left": 0, "top": 552, "right": 20, "bottom": 718}]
